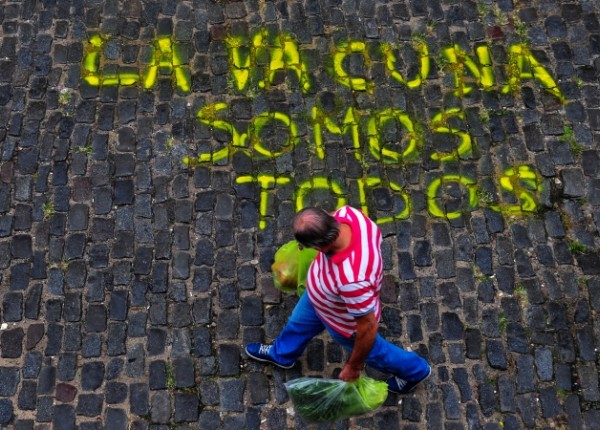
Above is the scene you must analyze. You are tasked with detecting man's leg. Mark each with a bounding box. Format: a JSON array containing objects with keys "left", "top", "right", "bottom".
[
  {"left": 328, "top": 329, "right": 430, "bottom": 393},
  {"left": 272, "top": 292, "right": 326, "bottom": 363},
  {"left": 246, "top": 293, "right": 326, "bottom": 367},
  {"left": 363, "top": 334, "right": 430, "bottom": 381}
]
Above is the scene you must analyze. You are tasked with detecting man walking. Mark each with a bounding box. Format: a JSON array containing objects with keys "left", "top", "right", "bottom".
[{"left": 245, "top": 206, "right": 431, "bottom": 393}]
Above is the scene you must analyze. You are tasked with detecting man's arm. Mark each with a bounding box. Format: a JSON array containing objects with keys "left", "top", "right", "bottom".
[{"left": 338, "top": 311, "right": 378, "bottom": 382}]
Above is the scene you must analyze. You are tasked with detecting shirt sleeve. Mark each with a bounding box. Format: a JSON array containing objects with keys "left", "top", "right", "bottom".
[{"left": 338, "top": 281, "right": 377, "bottom": 317}]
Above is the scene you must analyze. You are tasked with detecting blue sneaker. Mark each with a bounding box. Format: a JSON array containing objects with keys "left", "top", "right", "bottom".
[
  {"left": 387, "top": 366, "right": 431, "bottom": 394},
  {"left": 245, "top": 343, "right": 295, "bottom": 369}
]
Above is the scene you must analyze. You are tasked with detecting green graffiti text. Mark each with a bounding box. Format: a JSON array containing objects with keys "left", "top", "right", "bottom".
[
  {"left": 83, "top": 35, "right": 191, "bottom": 92},
  {"left": 236, "top": 165, "right": 542, "bottom": 229},
  {"left": 226, "top": 29, "right": 311, "bottom": 93},
  {"left": 81, "top": 32, "right": 564, "bottom": 103}
]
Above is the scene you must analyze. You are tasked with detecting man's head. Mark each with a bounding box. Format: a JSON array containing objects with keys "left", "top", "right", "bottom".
[{"left": 292, "top": 207, "right": 340, "bottom": 250}]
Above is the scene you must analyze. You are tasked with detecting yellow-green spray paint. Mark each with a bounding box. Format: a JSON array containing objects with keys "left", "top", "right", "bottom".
[
  {"left": 192, "top": 103, "right": 475, "bottom": 165},
  {"left": 184, "top": 100, "right": 545, "bottom": 228},
  {"left": 192, "top": 103, "right": 247, "bottom": 163},
  {"left": 79, "top": 32, "right": 561, "bottom": 229},
  {"left": 367, "top": 108, "right": 419, "bottom": 163},
  {"left": 426, "top": 175, "right": 479, "bottom": 220},
  {"left": 234, "top": 164, "right": 541, "bottom": 228},
  {"left": 357, "top": 177, "right": 411, "bottom": 223},
  {"left": 83, "top": 34, "right": 138, "bottom": 86},
  {"left": 295, "top": 178, "right": 347, "bottom": 214},
  {"left": 380, "top": 40, "right": 430, "bottom": 89},
  {"left": 441, "top": 44, "right": 495, "bottom": 97},
  {"left": 82, "top": 35, "right": 191, "bottom": 92},
  {"left": 81, "top": 33, "right": 564, "bottom": 103},
  {"left": 495, "top": 165, "right": 541, "bottom": 214},
  {"left": 225, "top": 29, "right": 312, "bottom": 92},
  {"left": 333, "top": 41, "right": 373, "bottom": 92},
  {"left": 143, "top": 37, "right": 191, "bottom": 92},
  {"left": 335, "top": 39, "right": 431, "bottom": 91},
  {"left": 429, "top": 108, "right": 472, "bottom": 162},
  {"left": 331, "top": 40, "right": 562, "bottom": 101},
  {"left": 502, "top": 45, "right": 564, "bottom": 102},
  {"left": 311, "top": 106, "right": 362, "bottom": 160},
  {"left": 186, "top": 103, "right": 299, "bottom": 164},
  {"left": 236, "top": 175, "right": 292, "bottom": 229}
]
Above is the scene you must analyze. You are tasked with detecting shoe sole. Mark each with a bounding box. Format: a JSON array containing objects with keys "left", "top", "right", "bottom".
[{"left": 245, "top": 347, "right": 295, "bottom": 369}]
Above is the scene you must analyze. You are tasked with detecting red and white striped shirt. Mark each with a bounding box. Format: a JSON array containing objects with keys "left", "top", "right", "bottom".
[{"left": 306, "top": 206, "right": 383, "bottom": 337}]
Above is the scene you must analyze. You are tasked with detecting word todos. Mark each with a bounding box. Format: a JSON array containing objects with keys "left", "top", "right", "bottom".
[{"left": 237, "top": 165, "right": 540, "bottom": 229}]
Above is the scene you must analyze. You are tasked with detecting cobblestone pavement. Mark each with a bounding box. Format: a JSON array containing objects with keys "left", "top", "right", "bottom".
[{"left": 0, "top": 0, "right": 599, "bottom": 428}]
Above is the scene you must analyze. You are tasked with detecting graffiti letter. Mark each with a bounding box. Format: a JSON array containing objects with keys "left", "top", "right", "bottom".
[
  {"left": 295, "top": 178, "right": 347, "bottom": 212},
  {"left": 83, "top": 35, "right": 104, "bottom": 86},
  {"left": 332, "top": 41, "right": 373, "bottom": 92},
  {"left": 311, "top": 106, "right": 361, "bottom": 160},
  {"left": 225, "top": 35, "right": 251, "bottom": 91},
  {"left": 427, "top": 175, "right": 478, "bottom": 220},
  {"left": 225, "top": 30, "right": 311, "bottom": 93},
  {"left": 441, "top": 44, "right": 494, "bottom": 96},
  {"left": 381, "top": 40, "right": 430, "bottom": 89},
  {"left": 430, "top": 108, "right": 473, "bottom": 162},
  {"left": 249, "top": 111, "right": 299, "bottom": 158},
  {"left": 262, "top": 32, "right": 311, "bottom": 92},
  {"left": 367, "top": 108, "right": 419, "bottom": 163},
  {"left": 83, "top": 35, "right": 191, "bottom": 91},
  {"left": 236, "top": 175, "right": 291, "bottom": 229},
  {"left": 82, "top": 35, "right": 139, "bottom": 86},
  {"left": 495, "top": 165, "right": 540, "bottom": 214},
  {"left": 143, "top": 36, "right": 191, "bottom": 92},
  {"left": 187, "top": 103, "right": 248, "bottom": 164},
  {"left": 502, "top": 44, "right": 564, "bottom": 102},
  {"left": 357, "top": 177, "right": 411, "bottom": 224}
]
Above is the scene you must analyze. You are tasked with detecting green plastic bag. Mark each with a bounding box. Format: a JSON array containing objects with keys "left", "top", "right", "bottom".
[
  {"left": 271, "top": 241, "right": 318, "bottom": 296},
  {"left": 285, "top": 376, "right": 388, "bottom": 423}
]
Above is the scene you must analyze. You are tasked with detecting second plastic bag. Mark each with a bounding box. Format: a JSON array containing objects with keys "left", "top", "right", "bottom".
[
  {"left": 285, "top": 376, "right": 388, "bottom": 423},
  {"left": 271, "top": 240, "right": 318, "bottom": 296}
]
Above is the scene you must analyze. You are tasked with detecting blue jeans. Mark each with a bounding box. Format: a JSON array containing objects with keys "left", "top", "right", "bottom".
[{"left": 272, "top": 293, "right": 430, "bottom": 381}]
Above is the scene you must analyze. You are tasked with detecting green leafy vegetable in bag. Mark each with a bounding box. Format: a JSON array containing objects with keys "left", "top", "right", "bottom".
[
  {"left": 271, "top": 240, "right": 318, "bottom": 295},
  {"left": 285, "top": 376, "right": 388, "bottom": 422}
]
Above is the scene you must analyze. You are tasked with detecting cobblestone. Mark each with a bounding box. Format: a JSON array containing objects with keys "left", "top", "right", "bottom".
[
  {"left": 80, "top": 362, "right": 104, "bottom": 391},
  {"left": 0, "top": 0, "right": 599, "bottom": 428},
  {"left": 150, "top": 391, "right": 171, "bottom": 424}
]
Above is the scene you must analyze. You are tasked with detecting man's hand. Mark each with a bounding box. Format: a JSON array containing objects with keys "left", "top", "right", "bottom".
[
  {"left": 339, "top": 312, "right": 378, "bottom": 382},
  {"left": 339, "top": 363, "right": 362, "bottom": 382}
]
